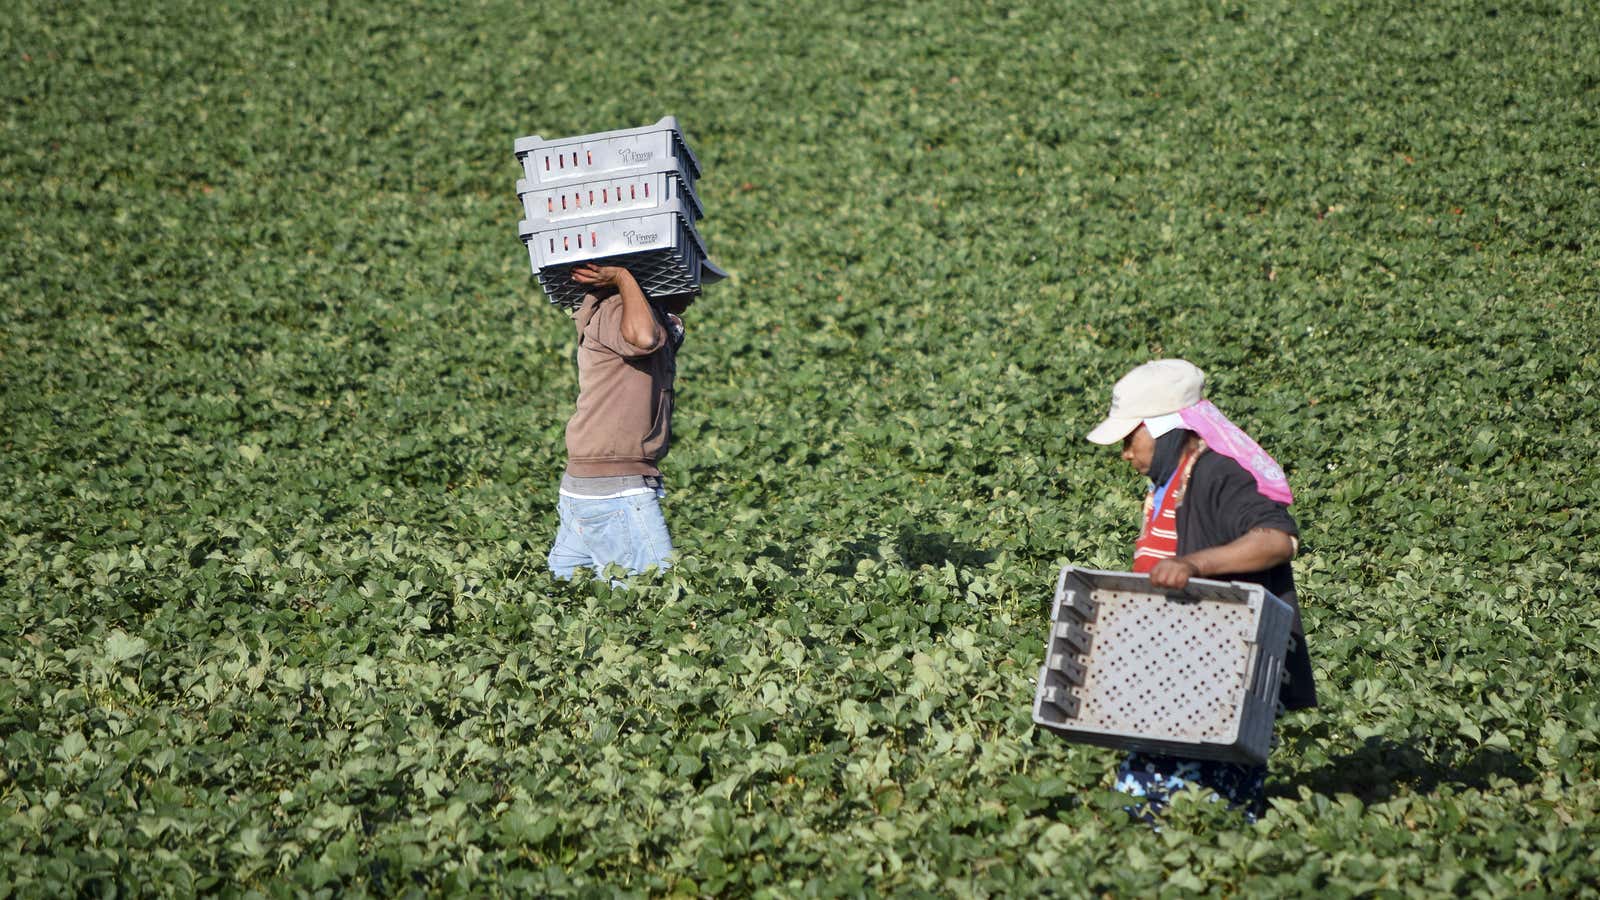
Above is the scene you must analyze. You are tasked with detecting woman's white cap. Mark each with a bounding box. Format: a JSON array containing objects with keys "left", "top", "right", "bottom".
[{"left": 1085, "top": 359, "right": 1206, "bottom": 444}]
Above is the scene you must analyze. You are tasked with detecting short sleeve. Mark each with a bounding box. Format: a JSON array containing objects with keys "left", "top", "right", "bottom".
[
  {"left": 1195, "top": 453, "right": 1298, "bottom": 543},
  {"left": 585, "top": 294, "right": 665, "bottom": 358}
]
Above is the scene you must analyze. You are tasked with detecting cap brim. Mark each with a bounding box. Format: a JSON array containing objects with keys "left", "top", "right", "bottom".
[{"left": 1086, "top": 416, "right": 1141, "bottom": 445}]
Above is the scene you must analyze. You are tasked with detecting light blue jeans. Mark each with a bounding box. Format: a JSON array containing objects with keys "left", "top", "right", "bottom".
[{"left": 546, "top": 488, "right": 674, "bottom": 579}]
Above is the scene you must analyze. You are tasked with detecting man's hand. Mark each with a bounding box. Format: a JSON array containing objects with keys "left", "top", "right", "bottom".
[
  {"left": 1147, "top": 529, "right": 1296, "bottom": 591},
  {"left": 572, "top": 264, "right": 658, "bottom": 350},
  {"left": 1149, "top": 557, "right": 1202, "bottom": 590},
  {"left": 571, "top": 264, "right": 630, "bottom": 289}
]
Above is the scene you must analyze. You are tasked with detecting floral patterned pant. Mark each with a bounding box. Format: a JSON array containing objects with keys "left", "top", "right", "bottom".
[
  {"left": 1114, "top": 753, "right": 1268, "bottom": 820},
  {"left": 1111, "top": 631, "right": 1305, "bottom": 822}
]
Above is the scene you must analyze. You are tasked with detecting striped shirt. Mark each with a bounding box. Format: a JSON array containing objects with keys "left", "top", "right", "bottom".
[{"left": 1133, "top": 448, "right": 1200, "bottom": 573}]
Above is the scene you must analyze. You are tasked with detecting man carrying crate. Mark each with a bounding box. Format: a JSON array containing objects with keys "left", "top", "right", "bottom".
[
  {"left": 546, "top": 263, "right": 689, "bottom": 580},
  {"left": 1086, "top": 358, "right": 1318, "bottom": 819}
]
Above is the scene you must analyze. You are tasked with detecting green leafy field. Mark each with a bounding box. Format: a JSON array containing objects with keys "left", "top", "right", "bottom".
[{"left": 3, "top": 0, "right": 1598, "bottom": 894}]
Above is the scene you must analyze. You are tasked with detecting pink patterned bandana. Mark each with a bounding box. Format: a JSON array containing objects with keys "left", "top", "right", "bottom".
[{"left": 1175, "top": 400, "right": 1294, "bottom": 505}]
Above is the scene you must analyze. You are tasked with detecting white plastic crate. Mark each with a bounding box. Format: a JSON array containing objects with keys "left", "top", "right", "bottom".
[
  {"left": 516, "top": 160, "right": 702, "bottom": 228},
  {"left": 521, "top": 212, "right": 726, "bottom": 310},
  {"left": 1032, "top": 566, "right": 1293, "bottom": 766},
  {"left": 514, "top": 115, "right": 701, "bottom": 188}
]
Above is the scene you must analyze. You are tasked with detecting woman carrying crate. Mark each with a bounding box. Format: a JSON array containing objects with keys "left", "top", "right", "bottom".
[
  {"left": 546, "top": 264, "right": 689, "bottom": 580},
  {"left": 1086, "top": 359, "right": 1318, "bottom": 819}
]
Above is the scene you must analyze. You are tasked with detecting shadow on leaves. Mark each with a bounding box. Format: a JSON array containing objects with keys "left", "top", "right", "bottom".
[
  {"left": 810, "top": 528, "right": 997, "bottom": 577},
  {"left": 894, "top": 526, "right": 998, "bottom": 570},
  {"left": 1282, "top": 734, "right": 1537, "bottom": 802}
]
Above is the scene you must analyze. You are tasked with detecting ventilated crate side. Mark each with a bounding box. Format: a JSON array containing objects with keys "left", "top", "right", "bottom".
[
  {"left": 1032, "top": 567, "right": 1292, "bottom": 766},
  {"left": 519, "top": 209, "right": 720, "bottom": 276},
  {"left": 514, "top": 115, "right": 701, "bottom": 187},
  {"left": 516, "top": 161, "right": 702, "bottom": 228},
  {"left": 519, "top": 205, "right": 704, "bottom": 269},
  {"left": 526, "top": 216, "right": 725, "bottom": 310}
]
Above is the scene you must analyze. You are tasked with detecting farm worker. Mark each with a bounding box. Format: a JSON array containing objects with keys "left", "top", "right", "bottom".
[
  {"left": 546, "top": 263, "right": 689, "bottom": 579},
  {"left": 1086, "top": 358, "right": 1317, "bottom": 819}
]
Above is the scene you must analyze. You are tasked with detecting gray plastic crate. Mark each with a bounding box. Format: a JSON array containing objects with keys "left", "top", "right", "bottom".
[
  {"left": 522, "top": 213, "right": 726, "bottom": 310},
  {"left": 514, "top": 115, "right": 701, "bottom": 188},
  {"left": 518, "top": 198, "right": 704, "bottom": 269},
  {"left": 1032, "top": 566, "right": 1293, "bottom": 766},
  {"left": 516, "top": 157, "right": 702, "bottom": 228}
]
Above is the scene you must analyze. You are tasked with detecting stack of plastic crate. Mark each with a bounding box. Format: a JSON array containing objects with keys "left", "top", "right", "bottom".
[
  {"left": 514, "top": 116, "right": 726, "bottom": 311},
  {"left": 1032, "top": 566, "right": 1295, "bottom": 765}
]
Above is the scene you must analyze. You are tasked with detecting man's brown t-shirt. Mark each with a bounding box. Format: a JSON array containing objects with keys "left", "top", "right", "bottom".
[{"left": 564, "top": 292, "right": 676, "bottom": 477}]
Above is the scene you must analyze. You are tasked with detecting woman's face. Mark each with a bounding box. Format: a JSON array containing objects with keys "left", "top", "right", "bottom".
[{"left": 1121, "top": 424, "right": 1154, "bottom": 476}]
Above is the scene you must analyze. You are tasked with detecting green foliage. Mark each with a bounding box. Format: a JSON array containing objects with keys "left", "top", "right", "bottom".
[{"left": 3, "top": 0, "right": 1598, "bottom": 894}]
